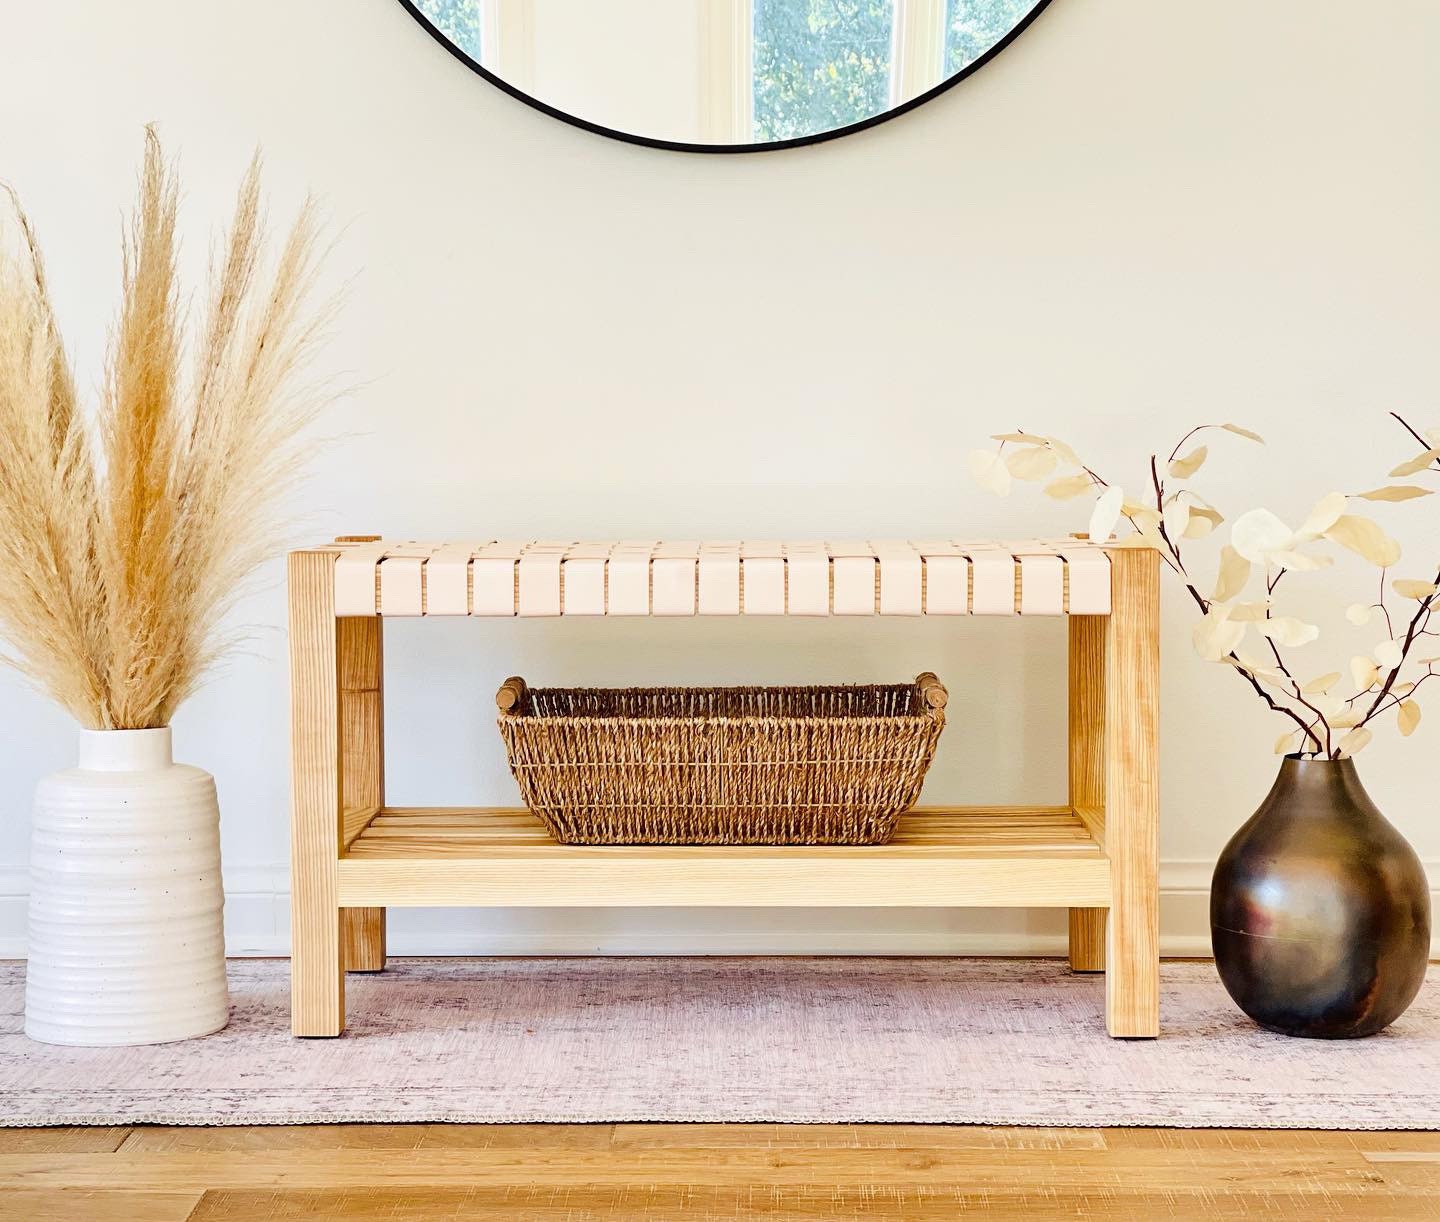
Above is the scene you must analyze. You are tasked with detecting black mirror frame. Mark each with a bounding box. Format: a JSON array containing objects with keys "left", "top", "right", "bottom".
[{"left": 395, "top": 0, "right": 1055, "bottom": 154}]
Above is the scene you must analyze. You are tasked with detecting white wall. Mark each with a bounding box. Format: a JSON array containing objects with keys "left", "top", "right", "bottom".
[
  {"left": 528, "top": 0, "right": 704, "bottom": 144},
  {"left": 0, "top": 0, "right": 1436, "bottom": 957}
]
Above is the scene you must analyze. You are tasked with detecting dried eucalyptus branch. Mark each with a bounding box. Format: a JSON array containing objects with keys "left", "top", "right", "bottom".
[{"left": 971, "top": 415, "right": 1438, "bottom": 759}]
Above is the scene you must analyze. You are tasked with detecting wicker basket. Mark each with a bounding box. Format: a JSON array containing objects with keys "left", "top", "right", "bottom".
[{"left": 495, "top": 672, "right": 947, "bottom": 846}]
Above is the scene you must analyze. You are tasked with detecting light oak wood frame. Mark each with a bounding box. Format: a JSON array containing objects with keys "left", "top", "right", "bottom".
[
  {"left": 1065, "top": 549, "right": 1161, "bottom": 1036},
  {"left": 289, "top": 544, "right": 1160, "bottom": 1039}
]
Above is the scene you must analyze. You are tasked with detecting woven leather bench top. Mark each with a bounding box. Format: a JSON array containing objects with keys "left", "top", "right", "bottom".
[{"left": 305, "top": 538, "right": 1117, "bottom": 618}]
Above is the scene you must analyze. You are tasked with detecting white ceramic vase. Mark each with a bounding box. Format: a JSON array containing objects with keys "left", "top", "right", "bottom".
[{"left": 25, "top": 727, "right": 229, "bottom": 1045}]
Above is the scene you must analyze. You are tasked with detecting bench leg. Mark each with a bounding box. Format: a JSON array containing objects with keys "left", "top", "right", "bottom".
[
  {"left": 289, "top": 550, "right": 345, "bottom": 1036},
  {"left": 343, "top": 907, "right": 386, "bottom": 973},
  {"left": 1068, "top": 615, "right": 1108, "bottom": 973},
  {"left": 1102, "top": 549, "right": 1160, "bottom": 1038},
  {"left": 1069, "top": 908, "right": 1107, "bottom": 972},
  {"left": 339, "top": 616, "right": 386, "bottom": 973}
]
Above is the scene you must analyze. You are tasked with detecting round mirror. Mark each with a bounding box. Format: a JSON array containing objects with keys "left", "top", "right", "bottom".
[{"left": 399, "top": 0, "right": 1051, "bottom": 152}]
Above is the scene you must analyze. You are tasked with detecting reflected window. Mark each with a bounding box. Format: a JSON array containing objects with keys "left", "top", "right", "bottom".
[
  {"left": 944, "top": 0, "right": 1030, "bottom": 76},
  {"left": 416, "top": 0, "right": 482, "bottom": 61},
  {"left": 401, "top": 0, "right": 1045, "bottom": 149},
  {"left": 752, "top": 0, "right": 894, "bottom": 143}
]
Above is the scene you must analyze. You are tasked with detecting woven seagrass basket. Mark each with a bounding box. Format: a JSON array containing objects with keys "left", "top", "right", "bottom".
[{"left": 495, "top": 672, "right": 947, "bottom": 845}]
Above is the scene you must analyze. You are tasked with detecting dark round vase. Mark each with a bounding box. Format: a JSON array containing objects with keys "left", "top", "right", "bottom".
[{"left": 1211, "top": 755, "right": 1430, "bottom": 1038}]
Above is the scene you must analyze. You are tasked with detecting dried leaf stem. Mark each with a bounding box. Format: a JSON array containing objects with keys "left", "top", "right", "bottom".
[{"left": 974, "top": 416, "right": 1438, "bottom": 759}]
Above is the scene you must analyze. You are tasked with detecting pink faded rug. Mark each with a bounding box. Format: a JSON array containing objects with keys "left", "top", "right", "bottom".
[{"left": 2, "top": 958, "right": 1436, "bottom": 1129}]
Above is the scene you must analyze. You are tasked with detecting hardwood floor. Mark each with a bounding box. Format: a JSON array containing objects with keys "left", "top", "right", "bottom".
[{"left": 1, "top": 1124, "right": 1437, "bottom": 1220}]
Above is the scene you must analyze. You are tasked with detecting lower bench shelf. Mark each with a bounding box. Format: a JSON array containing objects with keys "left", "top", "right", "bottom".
[{"left": 337, "top": 806, "right": 1113, "bottom": 909}]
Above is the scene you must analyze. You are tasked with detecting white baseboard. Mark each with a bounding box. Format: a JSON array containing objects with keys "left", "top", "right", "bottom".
[{"left": 0, "top": 862, "right": 1433, "bottom": 960}]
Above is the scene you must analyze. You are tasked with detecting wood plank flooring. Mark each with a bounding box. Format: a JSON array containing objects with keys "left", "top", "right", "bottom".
[{"left": 1, "top": 1124, "right": 1436, "bottom": 1220}]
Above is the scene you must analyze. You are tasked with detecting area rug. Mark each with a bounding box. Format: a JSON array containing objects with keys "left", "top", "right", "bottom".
[{"left": 1, "top": 958, "right": 1436, "bottom": 1129}]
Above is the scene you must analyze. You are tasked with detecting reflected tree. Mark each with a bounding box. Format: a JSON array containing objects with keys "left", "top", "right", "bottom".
[
  {"left": 413, "top": 0, "right": 481, "bottom": 60},
  {"left": 752, "top": 0, "right": 894, "bottom": 142},
  {"left": 945, "top": 0, "right": 1035, "bottom": 75}
]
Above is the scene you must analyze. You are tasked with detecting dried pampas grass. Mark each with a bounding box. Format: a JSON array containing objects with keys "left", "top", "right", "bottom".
[{"left": 0, "top": 127, "right": 333, "bottom": 730}]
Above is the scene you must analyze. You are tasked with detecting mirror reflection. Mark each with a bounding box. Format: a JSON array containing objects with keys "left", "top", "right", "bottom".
[{"left": 406, "top": 0, "right": 1047, "bottom": 148}]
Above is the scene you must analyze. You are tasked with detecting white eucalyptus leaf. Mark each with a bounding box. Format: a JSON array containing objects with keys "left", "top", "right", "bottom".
[
  {"left": 1163, "top": 498, "right": 1192, "bottom": 541},
  {"left": 1222, "top": 423, "right": 1265, "bottom": 443},
  {"left": 1302, "top": 672, "right": 1341, "bottom": 694},
  {"left": 991, "top": 432, "right": 1043, "bottom": 444},
  {"left": 1374, "top": 638, "right": 1404, "bottom": 668},
  {"left": 1345, "top": 603, "right": 1374, "bottom": 626},
  {"left": 1389, "top": 449, "right": 1440, "bottom": 478},
  {"left": 1184, "top": 507, "right": 1223, "bottom": 539},
  {"left": 1335, "top": 726, "right": 1374, "bottom": 758},
  {"left": 1231, "top": 508, "right": 1295, "bottom": 563},
  {"left": 1169, "top": 446, "right": 1208, "bottom": 479},
  {"left": 1330, "top": 708, "right": 1363, "bottom": 729},
  {"left": 1392, "top": 578, "right": 1439, "bottom": 600},
  {"left": 1194, "top": 608, "right": 1246, "bottom": 662},
  {"left": 1044, "top": 473, "right": 1093, "bottom": 500},
  {"left": 1273, "top": 730, "right": 1299, "bottom": 755},
  {"left": 1213, "top": 545, "right": 1251, "bottom": 602},
  {"left": 1324, "top": 515, "right": 1402, "bottom": 568},
  {"left": 1256, "top": 616, "right": 1320, "bottom": 647},
  {"left": 1223, "top": 656, "right": 1283, "bottom": 686},
  {"left": 1045, "top": 436, "right": 1082, "bottom": 467},
  {"left": 1088, "top": 485, "right": 1124, "bottom": 544},
  {"left": 1399, "top": 700, "right": 1423, "bottom": 737},
  {"left": 1228, "top": 601, "right": 1273, "bottom": 623},
  {"left": 1297, "top": 492, "right": 1349, "bottom": 539},
  {"left": 1127, "top": 505, "right": 1162, "bottom": 532},
  {"left": 1311, "top": 693, "right": 1346, "bottom": 719},
  {"left": 1270, "top": 550, "right": 1333, "bottom": 572},
  {"left": 1357, "top": 485, "right": 1433, "bottom": 502},
  {"left": 1350, "top": 655, "right": 1380, "bottom": 691},
  {"left": 1005, "top": 445, "right": 1058, "bottom": 480},
  {"left": 969, "top": 449, "right": 1012, "bottom": 496}
]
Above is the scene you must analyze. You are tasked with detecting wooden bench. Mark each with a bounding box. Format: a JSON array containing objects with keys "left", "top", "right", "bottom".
[{"left": 288, "top": 538, "right": 1159, "bottom": 1038}]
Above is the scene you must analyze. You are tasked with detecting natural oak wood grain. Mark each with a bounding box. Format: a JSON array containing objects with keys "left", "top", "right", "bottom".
[
  {"left": 1068, "top": 612, "right": 1109, "bottom": 972},
  {"left": 0, "top": 1190, "right": 202, "bottom": 1221},
  {"left": 338, "top": 614, "right": 385, "bottom": 973},
  {"left": 10, "top": 1125, "right": 1437, "bottom": 1221},
  {"left": 178, "top": 1186, "right": 1435, "bottom": 1222},
  {"left": 336, "top": 806, "right": 1112, "bottom": 909},
  {"left": 0, "top": 1147, "right": 1391, "bottom": 1193},
  {"left": 608, "top": 1123, "right": 1107, "bottom": 1151},
  {"left": 288, "top": 549, "right": 344, "bottom": 1037},
  {"left": 118, "top": 1124, "right": 620, "bottom": 1153},
  {"left": 1069, "top": 907, "right": 1107, "bottom": 973},
  {"left": 0, "top": 1129, "right": 129, "bottom": 1154},
  {"left": 1103, "top": 548, "right": 1162, "bottom": 1037}
]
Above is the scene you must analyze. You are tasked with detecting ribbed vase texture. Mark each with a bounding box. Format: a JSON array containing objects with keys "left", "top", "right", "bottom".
[{"left": 25, "top": 727, "right": 229, "bottom": 1046}]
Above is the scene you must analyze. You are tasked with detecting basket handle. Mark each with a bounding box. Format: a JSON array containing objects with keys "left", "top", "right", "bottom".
[
  {"left": 496, "top": 675, "right": 528, "bottom": 714},
  {"left": 915, "top": 671, "right": 948, "bottom": 712}
]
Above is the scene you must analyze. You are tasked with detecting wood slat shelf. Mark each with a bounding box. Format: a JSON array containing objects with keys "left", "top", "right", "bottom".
[
  {"left": 345, "top": 806, "right": 1104, "bottom": 854},
  {"left": 335, "top": 806, "right": 1112, "bottom": 910}
]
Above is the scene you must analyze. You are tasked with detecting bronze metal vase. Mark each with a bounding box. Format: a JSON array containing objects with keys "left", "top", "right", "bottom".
[{"left": 1211, "top": 755, "right": 1430, "bottom": 1038}]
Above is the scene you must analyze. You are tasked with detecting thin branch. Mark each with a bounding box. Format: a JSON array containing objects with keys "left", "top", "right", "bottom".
[
  {"left": 1391, "top": 411, "right": 1430, "bottom": 452},
  {"left": 1359, "top": 573, "right": 1440, "bottom": 729}
]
